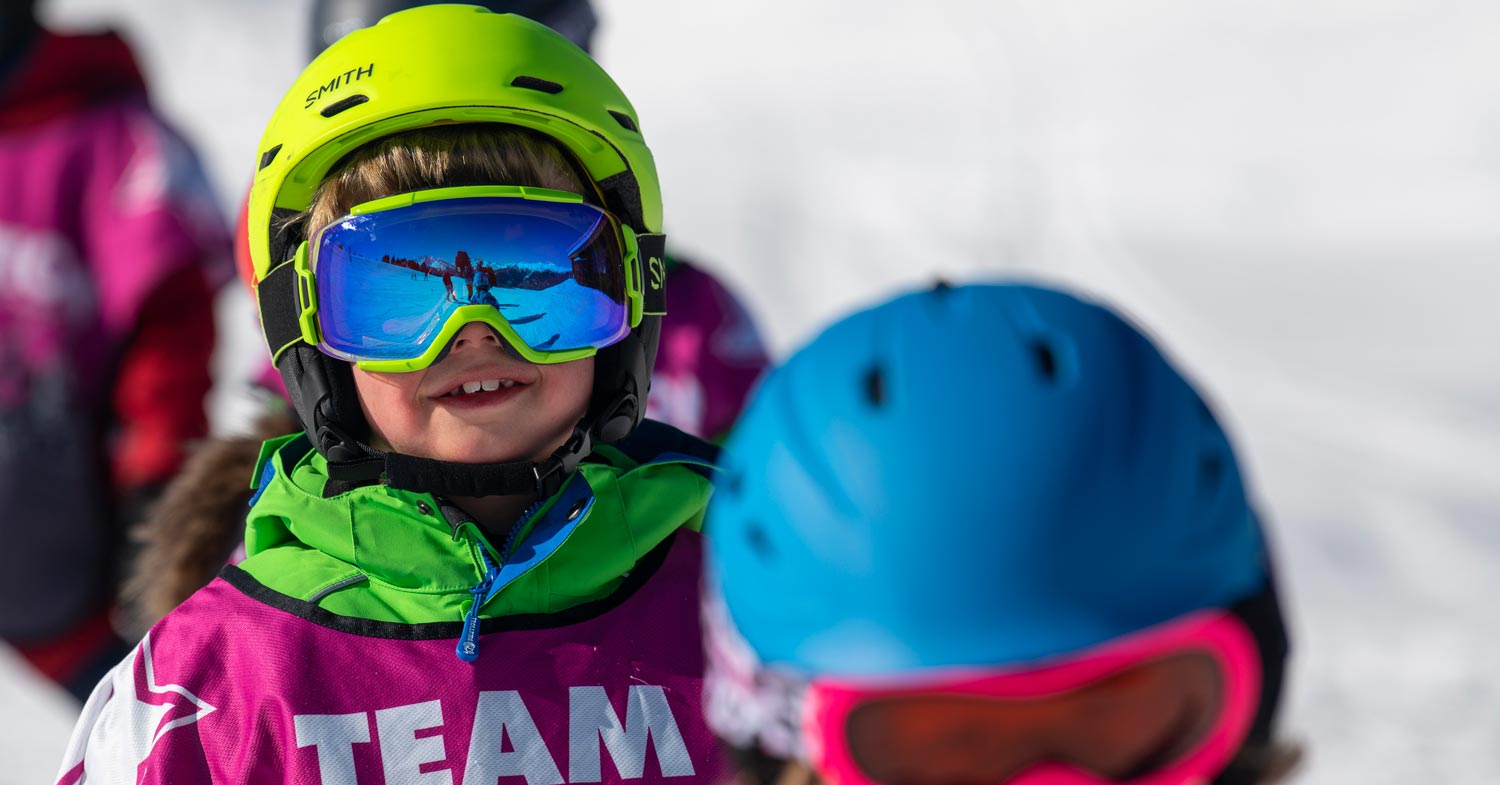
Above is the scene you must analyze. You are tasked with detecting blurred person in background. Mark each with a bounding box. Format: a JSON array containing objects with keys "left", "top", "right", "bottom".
[
  {"left": 123, "top": 0, "right": 770, "bottom": 635},
  {"left": 0, "top": 0, "right": 228, "bottom": 701},
  {"left": 704, "top": 283, "right": 1303, "bottom": 785}
]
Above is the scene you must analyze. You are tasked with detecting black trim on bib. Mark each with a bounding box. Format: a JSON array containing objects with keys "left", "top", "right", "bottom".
[{"left": 218, "top": 530, "right": 677, "bottom": 640}]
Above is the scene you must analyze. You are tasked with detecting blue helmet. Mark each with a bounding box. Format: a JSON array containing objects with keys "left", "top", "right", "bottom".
[{"left": 707, "top": 282, "right": 1276, "bottom": 676}]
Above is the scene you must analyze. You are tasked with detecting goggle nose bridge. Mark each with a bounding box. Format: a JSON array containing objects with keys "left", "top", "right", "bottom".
[{"left": 424, "top": 318, "right": 529, "bottom": 366}]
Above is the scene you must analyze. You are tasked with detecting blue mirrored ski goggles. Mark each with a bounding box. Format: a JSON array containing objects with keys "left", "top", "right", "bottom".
[{"left": 292, "top": 186, "right": 645, "bottom": 371}]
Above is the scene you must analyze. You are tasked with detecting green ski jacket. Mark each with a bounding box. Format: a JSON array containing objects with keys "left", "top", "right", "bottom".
[{"left": 238, "top": 421, "right": 717, "bottom": 627}]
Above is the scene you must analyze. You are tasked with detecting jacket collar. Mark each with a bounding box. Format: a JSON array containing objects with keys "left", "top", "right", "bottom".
[{"left": 243, "top": 433, "right": 714, "bottom": 606}]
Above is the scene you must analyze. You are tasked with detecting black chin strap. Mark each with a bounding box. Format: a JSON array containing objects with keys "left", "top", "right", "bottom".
[
  {"left": 321, "top": 381, "right": 641, "bottom": 499},
  {"left": 324, "top": 421, "right": 594, "bottom": 499}
]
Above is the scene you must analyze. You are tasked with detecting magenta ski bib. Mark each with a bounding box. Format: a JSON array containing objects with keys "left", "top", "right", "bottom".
[{"left": 57, "top": 531, "right": 730, "bottom": 785}]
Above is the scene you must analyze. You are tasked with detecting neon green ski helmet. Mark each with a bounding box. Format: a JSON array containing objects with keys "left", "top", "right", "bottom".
[
  {"left": 248, "top": 3, "right": 659, "bottom": 281},
  {"left": 247, "top": 4, "right": 669, "bottom": 498}
]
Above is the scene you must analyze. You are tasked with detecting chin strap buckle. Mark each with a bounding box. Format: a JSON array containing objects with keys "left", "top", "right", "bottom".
[
  {"left": 534, "top": 425, "right": 593, "bottom": 498},
  {"left": 533, "top": 389, "right": 640, "bottom": 497},
  {"left": 318, "top": 419, "right": 388, "bottom": 483}
]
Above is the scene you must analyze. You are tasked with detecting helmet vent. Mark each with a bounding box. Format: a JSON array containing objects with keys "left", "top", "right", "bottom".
[
  {"left": 511, "top": 75, "right": 564, "bottom": 94},
  {"left": 1030, "top": 340, "right": 1058, "bottom": 383},
  {"left": 609, "top": 110, "right": 638, "bottom": 132},
  {"left": 744, "top": 521, "right": 776, "bottom": 561},
  {"left": 259, "top": 144, "right": 283, "bottom": 171},
  {"left": 1200, "top": 452, "right": 1224, "bottom": 490},
  {"left": 863, "top": 366, "right": 886, "bottom": 406},
  {"left": 320, "top": 94, "right": 370, "bottom": 118}
]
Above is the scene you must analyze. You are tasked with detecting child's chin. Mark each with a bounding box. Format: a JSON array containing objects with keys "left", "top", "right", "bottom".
[
  {"left": 405, "top": 434, "right": 528, "bottom": 466},
  {"left": 406, "top": 424, "right": 564, "bottom": 466}
]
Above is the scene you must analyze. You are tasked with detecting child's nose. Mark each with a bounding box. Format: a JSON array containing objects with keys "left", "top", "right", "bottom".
[
  {"left": 449, "top": 321, "right": 502, "bottom": 351},
  {"left": 447, "top": 320, "right": 525, "bottom": 361}
]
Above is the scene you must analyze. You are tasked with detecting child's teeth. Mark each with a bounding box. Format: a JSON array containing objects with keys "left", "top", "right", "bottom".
[{"left": 449, "top": 379, "right": 518, "bottom": 396}]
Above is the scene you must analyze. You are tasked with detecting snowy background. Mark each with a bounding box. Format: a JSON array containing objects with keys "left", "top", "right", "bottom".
[{"left": 7, "top": 0, "right": 1499, "bottom": 783}]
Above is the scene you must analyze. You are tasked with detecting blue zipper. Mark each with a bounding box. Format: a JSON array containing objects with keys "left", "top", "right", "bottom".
[
  {"left": 455, "top": 549, "right": 498, "bottom": 662},
  {"left": 455, "top": 497, "right": 544, "bottom": 663}
]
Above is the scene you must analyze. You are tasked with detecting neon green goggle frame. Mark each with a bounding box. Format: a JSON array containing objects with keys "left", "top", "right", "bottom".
[{"left": 292, "top": 184, "right": 645, "bottom": 372}]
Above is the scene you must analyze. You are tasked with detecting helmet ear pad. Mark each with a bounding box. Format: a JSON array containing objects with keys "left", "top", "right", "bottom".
[
  {"left": 590, "top": 314, "right": 659, "bottom": 444},
  {"left": 275, "top": 344, "right": 372, "bottom": 461}
]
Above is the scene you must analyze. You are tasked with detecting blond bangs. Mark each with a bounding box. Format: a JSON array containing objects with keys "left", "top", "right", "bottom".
[{"left": 302, "top": 124, "right": 590, "bottom": 234}]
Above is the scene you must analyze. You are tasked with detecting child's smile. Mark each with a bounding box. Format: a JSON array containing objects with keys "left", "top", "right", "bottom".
[{"left": 429, "top": 366, "right": 538, "bottom": 410}]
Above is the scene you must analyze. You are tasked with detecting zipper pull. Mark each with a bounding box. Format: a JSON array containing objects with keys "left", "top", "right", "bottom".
[
  {"left": 456, "top": 551, "right": 500, "bottom": 663},
  {"left": 454, "top": 499, "right": 543, "bottom": 663}
]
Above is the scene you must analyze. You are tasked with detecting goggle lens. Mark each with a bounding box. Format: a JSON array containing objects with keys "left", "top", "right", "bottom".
[
  {"left": 310, "top": 195, "right": 631, "bottom": 366},
  {"left": 842, "top": 652, "right": 1222, "bottom": 785}
]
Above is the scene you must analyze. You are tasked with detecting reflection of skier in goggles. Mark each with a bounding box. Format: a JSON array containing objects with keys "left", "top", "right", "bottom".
[
  {"left": 705, "top": 283, "right": 1301, "bottom": 785},
  {"left": 470, "top": 268, "right": 498, "bottom": 308},
  {"left": 454, "top": 248, "right": 474, "bottom": 300}
]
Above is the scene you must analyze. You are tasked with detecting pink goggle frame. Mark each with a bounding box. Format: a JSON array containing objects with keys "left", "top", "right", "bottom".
[{"left": 802, "top": 610, "right": 1261, "bottom": 785}]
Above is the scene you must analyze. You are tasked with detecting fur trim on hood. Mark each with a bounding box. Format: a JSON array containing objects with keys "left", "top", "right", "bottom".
[{"left": 120, "top": 402, "right": 299, "bottom": 638}]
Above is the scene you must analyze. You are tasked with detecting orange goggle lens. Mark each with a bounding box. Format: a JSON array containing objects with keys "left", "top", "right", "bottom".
[{"left": 845, "top": 652, "right": 1221, "bottom": 785}]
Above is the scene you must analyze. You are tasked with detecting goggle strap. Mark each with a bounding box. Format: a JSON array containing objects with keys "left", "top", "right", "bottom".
[
  {"left": 265, "top": 206, "right": 304, "bottom": 280},
  {"left": 638, "top": 233, "right": 668, "bottom": 316},
  {"left": 597, "top": 170, "right": 647, "bottom": 237},
  {"left": 258, "top": 257, "right": 306, "bottom": 362}
]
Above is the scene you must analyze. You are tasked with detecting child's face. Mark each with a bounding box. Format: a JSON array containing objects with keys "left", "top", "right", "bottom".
[{"left": 352, "top": 321, "right": 594, "bottom": 465}]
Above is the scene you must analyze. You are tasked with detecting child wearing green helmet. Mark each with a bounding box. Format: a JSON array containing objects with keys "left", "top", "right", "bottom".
[
  {"left": 56, "top": 6, "right": 733, "bottom": 783},
  {"left": 121, "top": 0, "right": 770, "bottom": 639}
]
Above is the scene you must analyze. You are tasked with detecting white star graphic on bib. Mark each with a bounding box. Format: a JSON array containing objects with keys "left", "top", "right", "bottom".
[
  {"left": 63, "top": 633, "right": 220, "bottom": 783},
  {"left": 125, "top": 632, "right": 217, "bottom": 764}
]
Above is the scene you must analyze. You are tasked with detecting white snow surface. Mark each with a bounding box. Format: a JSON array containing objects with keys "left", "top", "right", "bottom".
[{"left": 6, "top": 1, "right": 1497, "bottom": 783}]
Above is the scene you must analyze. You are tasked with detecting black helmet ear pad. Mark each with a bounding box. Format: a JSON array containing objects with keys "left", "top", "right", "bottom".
[
  {"left": 276, "top": 344, "right": 372, "bottom": 460},
  {"left": 590, "top": 314, "right": 659, "bottom": 444}
]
